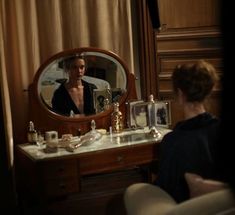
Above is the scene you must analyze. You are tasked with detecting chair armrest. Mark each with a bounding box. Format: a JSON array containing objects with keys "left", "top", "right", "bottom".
[
  {"left": 166, "top": 189, "right": 235, "bottom": 215},
  {"left": 124, "top": 183, "right": 177, "bottom": 215}
]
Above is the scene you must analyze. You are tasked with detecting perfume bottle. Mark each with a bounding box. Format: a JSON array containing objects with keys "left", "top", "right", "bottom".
[
  {"left": 148, "top": 94, "right": 156, "bottom": 128},
  {"left": 70, "top": 110, "right": 75, "bottom": 117},
  {"left": 104, "top": 98, "right": 110, "bottom": 111},
  {"left": 111, "top": 102, "right": 123, "bottom": 133},
  {"left": 27, "top": 121, "right": 37, "bottom": 144},
  {"left": 148, "top": 94, "right": 161, "bottom": 138},
  {"left": 90, "top": 119, "right": 96, "bottom": 133}
]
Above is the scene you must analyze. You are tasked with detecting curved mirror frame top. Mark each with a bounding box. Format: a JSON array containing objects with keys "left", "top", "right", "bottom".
[{"left": 33, "top": 47, "right": 130, "bottom": 121}]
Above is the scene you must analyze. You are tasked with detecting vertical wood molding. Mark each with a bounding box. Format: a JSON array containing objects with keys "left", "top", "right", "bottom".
[{"left": 136, "top": 0, "right": 158, "bottom": 100}]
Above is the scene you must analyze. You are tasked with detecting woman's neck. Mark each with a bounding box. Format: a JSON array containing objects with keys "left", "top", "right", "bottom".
[
  {"left": 183, "top": 102, "right": 206, "bottom": 120},
  {"left": 67, "top": 79, "right": 83, "bottom": 88}
]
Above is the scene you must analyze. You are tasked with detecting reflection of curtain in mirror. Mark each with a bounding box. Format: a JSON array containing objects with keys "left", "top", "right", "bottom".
[{"left": 0, "top": 0, "right": 135, "bottom": 150}]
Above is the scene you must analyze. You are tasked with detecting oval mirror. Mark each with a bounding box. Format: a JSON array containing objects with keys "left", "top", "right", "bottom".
[
  {"left": 35, "top": 47, "right": 128, "bottom": 117},
  {"left": 29, "top": 47, "right": 137, "bottom": 134}
]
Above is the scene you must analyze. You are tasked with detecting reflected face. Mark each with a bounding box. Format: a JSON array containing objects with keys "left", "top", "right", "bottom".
[
  {"left": 38, "top": 50, "right": 127, "bottom": 116},
  {"left": 67, "top": 58, "right": 86, "bottom": 80}
]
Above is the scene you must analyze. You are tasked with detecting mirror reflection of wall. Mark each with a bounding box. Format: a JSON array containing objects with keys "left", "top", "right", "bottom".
[{"left": 39, "top": 60, "right": 66, "bottom": 107}]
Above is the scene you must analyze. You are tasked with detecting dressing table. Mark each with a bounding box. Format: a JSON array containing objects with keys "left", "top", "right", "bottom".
[
  {"left": 28, "top": 47, "right": 137, "bottom": 135},
  {"left": 16, "top": 127, "right": 170, "bottom": 214},
  {"left": 15, "top": 48, "right": 171, "bottom": 214}
]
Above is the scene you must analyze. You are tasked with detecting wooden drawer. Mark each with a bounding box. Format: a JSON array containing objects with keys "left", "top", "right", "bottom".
[
  {"left": 79, "top": 143, "right": 158, "bottom": 175},
  {"left": 40, "top": 159, "right": 78, "bottom": 179},
  {"left": 43, "top": 176, "right": 79, "bottom": 197},
  {"left": 37, "top": 159, "right": 80, "bottom": 197},
  {"left": 80, "top": 167, "right": 147, "bottom": 193}
]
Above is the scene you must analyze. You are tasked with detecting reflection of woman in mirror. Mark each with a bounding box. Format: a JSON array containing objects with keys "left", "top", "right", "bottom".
[{"left": 52, "top": 55, "right": 97, "bottom": 116}]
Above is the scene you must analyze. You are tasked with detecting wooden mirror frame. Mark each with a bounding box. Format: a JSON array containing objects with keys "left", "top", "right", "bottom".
[{"left": 28, "top": 47, "right": 137, "bottom": 136}]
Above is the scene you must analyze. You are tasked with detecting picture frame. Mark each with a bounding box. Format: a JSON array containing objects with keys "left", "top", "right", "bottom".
[
  {"left": 127, "top": 100, "right": 152, "bottom": 128},
  {"left": 126, "top": 100, "right": 144, "bottom": 128},
  {"left": 127, "top": 99, "right": 171, "bottom": 129},
  {"left": 132, "top": 102, "right": 149, "bottom": 128},
  {"left": 148, "top": 100, "right": 171, "bottom": 128},
  {"left": 93, "top": 89, "right": 112, "bottom": 113}
]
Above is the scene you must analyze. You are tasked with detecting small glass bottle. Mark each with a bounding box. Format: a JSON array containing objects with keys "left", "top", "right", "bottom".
[
  {"left": 111, "top": 102, "right": 123, "bottom": 133},
  {"left": 70, "top": 110, "right": 75, "bottom": 117},
  {"left": 90, "top": 119, "right": 96, "bottom": 133},
  {"left": 148, "top": 94, "right": 156, "bottom": 128},
  {"left": 104, "top": 98, "right": 110, "bottom": 111},
  {"left": 106, "top": 86, "right": 112, "bottom": 101},
  {"left": 148, "top": 95, "right": 161, "bottom": 138},
  {"left": 27, "top": 121, "right": 37, "bottom": 144}
]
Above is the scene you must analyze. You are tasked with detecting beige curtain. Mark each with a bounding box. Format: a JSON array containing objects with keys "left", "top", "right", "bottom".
[
  {"left": 0, "top": 0, "right": 135, "bottom": 167},
  {"left": 0, "top": 29, "right": 14, "bottom": 169}
]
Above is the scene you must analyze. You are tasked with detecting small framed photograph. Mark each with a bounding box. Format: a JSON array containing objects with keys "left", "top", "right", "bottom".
[
  {"left": 132, "top": 102, "right": 149, "bottom": 128},
  {"left": 151, "top": 101, "right": 171, "bottom": 127},
  {"left": 127, "top": 100, "right": 144, "bottom": 128},
  {"left": 127, "top": 100, "right": 150, "bottom": 128},
  {"left": 93, "top": 89, "right": 112, "bottom": 113}
]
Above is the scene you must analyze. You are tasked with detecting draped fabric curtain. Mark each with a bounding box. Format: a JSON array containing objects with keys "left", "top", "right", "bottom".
[
  {"left": 0, "top": 33, "right": 14, "bottom": 169},
  {"left": 0, "top": 0, "right": 135, "bottom": 167}
]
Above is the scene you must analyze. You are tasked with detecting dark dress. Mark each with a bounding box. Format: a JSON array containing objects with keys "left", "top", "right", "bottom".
[
  {"left": 51, "top": 80, "right": 97, "bottom": 116},
  {"left": 154, "top": 112, "right": 220, "bottom": 202}
]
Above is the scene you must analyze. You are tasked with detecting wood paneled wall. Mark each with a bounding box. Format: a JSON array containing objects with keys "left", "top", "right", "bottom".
[
  {"left": 137, "top": 0, "right": 223, "bottom": 128},
  {"left": 158, "top": 0, "right": 220, "bottom": 29}
]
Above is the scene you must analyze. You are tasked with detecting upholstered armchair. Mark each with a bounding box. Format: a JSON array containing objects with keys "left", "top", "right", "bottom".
[{"left": 124, "top": 175, "right": 235, "bottom": 215}]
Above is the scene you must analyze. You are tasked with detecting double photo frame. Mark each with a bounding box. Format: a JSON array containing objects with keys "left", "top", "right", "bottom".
[{"left": 127, "top": 99, "right": 171, "bottom": 129}]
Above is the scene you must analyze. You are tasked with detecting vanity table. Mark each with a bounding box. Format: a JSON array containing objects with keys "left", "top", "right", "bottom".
[
  {"left": 16, "top": 47, "right": 172, "bottom": 214},
  {"left": 15, "top": 127, "right": 171, "bottom": 215},
  {"left": 28, "top": 47, "right": 138, "bottom": 136}
]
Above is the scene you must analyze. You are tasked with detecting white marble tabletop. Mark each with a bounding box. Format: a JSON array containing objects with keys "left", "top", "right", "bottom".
[{"left": 18, "top": 127, "right": 171, "bottom": 161}]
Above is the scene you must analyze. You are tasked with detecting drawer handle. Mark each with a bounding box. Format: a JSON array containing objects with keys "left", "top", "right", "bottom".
[{"left": 117, "top": 156, "right": 123, "bottom": 162}]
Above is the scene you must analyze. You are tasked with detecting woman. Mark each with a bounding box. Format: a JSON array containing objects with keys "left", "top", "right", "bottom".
[
  {"left": 154, "top": 60, "right": 220, "bottom": 202},
  {"left": 52, "top": 56, "right": 97, "bottom": 116}
]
